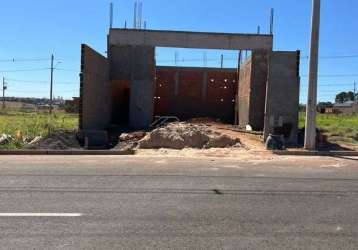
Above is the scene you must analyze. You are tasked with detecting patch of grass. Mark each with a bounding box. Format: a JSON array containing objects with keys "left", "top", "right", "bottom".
[
  {"left": 299, "top": 112, "right": 358, "bottom": 144},
  {"left": 0, "top": 109, "right": 78, "bottom": 149}
]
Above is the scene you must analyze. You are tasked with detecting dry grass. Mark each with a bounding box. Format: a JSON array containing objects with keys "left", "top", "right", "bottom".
[{"left": 0, "top": 109, "right": 78, "bottom": 149}]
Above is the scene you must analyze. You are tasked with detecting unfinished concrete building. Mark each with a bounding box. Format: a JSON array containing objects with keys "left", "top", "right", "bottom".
[{"left": 80, "top": 28, "right": 300, "bottom": 146}]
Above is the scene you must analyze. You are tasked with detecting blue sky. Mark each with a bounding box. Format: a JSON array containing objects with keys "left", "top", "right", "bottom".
[{"left": 0, "top": 0, "right": 357, "bottom": 102}]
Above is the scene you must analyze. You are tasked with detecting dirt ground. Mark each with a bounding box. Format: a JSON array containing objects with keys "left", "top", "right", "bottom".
[
  {"left": 113, "top": 120, "right": 265, "bottom": 153},
  {"left": 135, "top": 148, "right": 274, "bottom": 160},
  {"left": 203, "top": 122, "right": 265, "bottom": 151}
]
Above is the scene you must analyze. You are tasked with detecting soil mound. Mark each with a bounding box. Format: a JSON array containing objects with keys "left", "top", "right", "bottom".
[{"left": 139, "top": 122, "right": 240, "bottom": 150}]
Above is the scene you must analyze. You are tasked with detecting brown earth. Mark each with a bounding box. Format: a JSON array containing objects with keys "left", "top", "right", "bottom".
[{"left": 138, "top": 122, "right": 241, "bottom": 150}]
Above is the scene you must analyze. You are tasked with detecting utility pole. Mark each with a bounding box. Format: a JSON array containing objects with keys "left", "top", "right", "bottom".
[
  {"left": 2, "top": 77, "right": 6, "bottom": 110},
  {"left": 49, "top": 54, "right": 54, "bottom": 114},
  {"left": 304, "top": 0, "right": 321, "bottom": 150},
  {"left": 354, "top": 81, "right": 358, "bottom": 113}
]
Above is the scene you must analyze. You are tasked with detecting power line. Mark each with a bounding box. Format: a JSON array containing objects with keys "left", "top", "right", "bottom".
[
  {"left": 301, "top": 74, "right": 358, "bottom": 78},
  {"left": 6, "top": 78, "right": 48, "bottom": 83},
  {"left": 0, "top": 57, "right": 81, "bottom": 63},
  {"left": 157, "top": 53, "right": 358, "bottom": 63},
  {"left": 1, "top": 53, "right": 358, "bottom": 65},
  {"left": 6, "top": 78, "right": 79, "bottom": 85},
  {"left": 301, "top": 83, "right": 355, "bottom": 87},
  {"left": 300, "top": 54, "right": 358, "bottom": 60},
  {"left": 55, "top": 68, "right": 80, "bottom": 72},
  {"left": 0, "top": 68, "right": 49, "bottom": 73},
  {"left": 9, "top": 89, "right": 78, "bottom": 94},
  {"left": 0, "top": 58, "right": 50, "bottom": 63}
]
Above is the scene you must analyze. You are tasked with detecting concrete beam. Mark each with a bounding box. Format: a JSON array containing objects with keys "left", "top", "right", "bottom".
[{"left": 109, "top": 29, "right": 273, "bottom": 51}]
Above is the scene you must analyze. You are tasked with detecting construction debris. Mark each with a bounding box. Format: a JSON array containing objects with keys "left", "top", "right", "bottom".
[
  {"left": 119, "top": 131, "right": 146, "bottom": 142},
  {"left": 139, "top": 122, "right": 241, "bottom": 150},
  {"left": 265, "top": 134, "right": 286, "bottom": 150},
  {"left": 28, "top": 136, "right": 43, "bottom": 145},
  {"left": 0, "top": 134, "right": 13, "bottom": 145}
]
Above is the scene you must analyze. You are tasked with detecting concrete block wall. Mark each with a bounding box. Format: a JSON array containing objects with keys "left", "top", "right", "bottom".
[
  {"left": 250, "top": 51, "right": 269, "bottom": 130},
  {"left": 80, "top": 44, "right": 111, "bottom": 130},
  {"left": 130, "top": 46, "right": 155, "bottom": 129},
  {"left": 109, "top": 45, "right": 155, "bottom": 129},
  {"left": 264, "top": 51, "right": 300, "bottom": 144},
  {"left": 108, "top": 45, "right": 132, "bottom": 125},
  {"left": 238, "top": 50, "right": 268, "bottom": 130}
]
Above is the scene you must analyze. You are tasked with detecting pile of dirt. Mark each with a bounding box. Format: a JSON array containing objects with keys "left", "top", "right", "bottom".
[
  {"left": 112, "top": 131, "right": 147, "bottom": 151},
  {"left": 25, "top": 131, "right": 81, "bottom": 150},
  {"left": 139, "top": 122, "right": 241, "bottom": 150}
]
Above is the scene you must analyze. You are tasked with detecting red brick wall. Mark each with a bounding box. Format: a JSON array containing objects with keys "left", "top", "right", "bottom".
[{"left": 154, "top": 67, "right": 237, "bottom": 123}]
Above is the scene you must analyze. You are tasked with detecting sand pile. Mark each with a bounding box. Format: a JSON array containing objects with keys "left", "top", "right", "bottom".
[{"left": 139, "top": 122, "right": 241, "bottom": 150}]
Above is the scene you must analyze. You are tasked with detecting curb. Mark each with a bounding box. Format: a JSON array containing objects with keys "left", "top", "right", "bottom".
[
  {"left": 0, "top": 149, "right": 356, "bottom": 157},
  {"left": 272, "top": 150, "right": 358, "bottom": 157},
  {"left": 0, "top": 150, "right": 135, "bottom": 156}
]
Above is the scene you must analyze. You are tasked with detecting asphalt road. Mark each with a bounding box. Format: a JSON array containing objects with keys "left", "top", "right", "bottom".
[{"left": 0, "top": 155, "right": 357, "bottom": 249}]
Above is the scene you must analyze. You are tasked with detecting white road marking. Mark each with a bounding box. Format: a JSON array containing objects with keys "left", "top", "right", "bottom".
[{"left": 0, "top": 213, "right": 82, "bottom": 217}]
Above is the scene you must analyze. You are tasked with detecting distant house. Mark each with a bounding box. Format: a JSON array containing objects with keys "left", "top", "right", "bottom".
[
  {"left": 332, "top": 101, "right": 358, "bottom": 114},
  {"left": 323, "top": 107, "right": 334, "bottom": 114},
  {"left": 317, "top": 103, "right": 334, "bottom": 114}
]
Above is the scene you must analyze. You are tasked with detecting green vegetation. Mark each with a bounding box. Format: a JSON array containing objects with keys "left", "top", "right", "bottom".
[
  {"left": 0, "top": 109, "right": 78, "bottom": 149},
  {"left": 299, "top": 112, "right": 358, "bottom": 144}
]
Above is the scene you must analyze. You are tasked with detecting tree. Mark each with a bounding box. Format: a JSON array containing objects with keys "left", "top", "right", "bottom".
[{"left": 335, "top": 91, "right": 355, "bottom": 104}]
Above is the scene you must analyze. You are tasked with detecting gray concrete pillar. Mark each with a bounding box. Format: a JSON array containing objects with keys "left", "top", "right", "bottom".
[
  {"left": 108, "top": 44, "right": 155, "bottom": 129},
  {"left": 129, "top": 46, "right": 155, "bottom": 129}
]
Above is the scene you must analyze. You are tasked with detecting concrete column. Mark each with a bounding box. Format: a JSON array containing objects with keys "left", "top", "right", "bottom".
[
  {"left": 305, "top": 0, "right": 321, "bottom": 150},
  {"left": 129, "top": 46, "right": 155, "bottom": 129}
]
